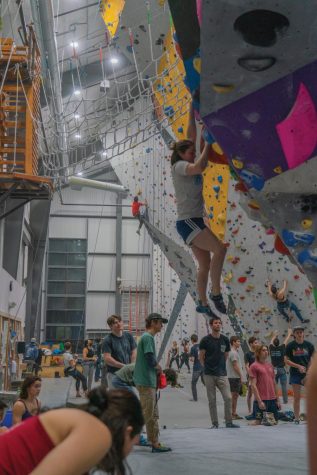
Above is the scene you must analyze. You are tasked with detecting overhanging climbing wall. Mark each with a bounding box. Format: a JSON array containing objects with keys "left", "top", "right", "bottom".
[{"left": 199, "top": 1, "right": 317, "bottom": 291}]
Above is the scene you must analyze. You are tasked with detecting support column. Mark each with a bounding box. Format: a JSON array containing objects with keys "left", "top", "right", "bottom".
[{"left": 115, "top": 194, "right": 122, "bottom": 314}]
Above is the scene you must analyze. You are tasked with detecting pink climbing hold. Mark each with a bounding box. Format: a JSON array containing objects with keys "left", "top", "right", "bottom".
[
  {"left": 196, "top": 0, "right": 202, "bottom": 26},
  {"left": 276, "top": 83, "right": 317, "bottom": 169}
]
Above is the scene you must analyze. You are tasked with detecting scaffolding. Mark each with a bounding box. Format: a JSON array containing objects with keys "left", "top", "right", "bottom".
[{"left": 0, "top": 28, "right": 53, "bottom": 219}]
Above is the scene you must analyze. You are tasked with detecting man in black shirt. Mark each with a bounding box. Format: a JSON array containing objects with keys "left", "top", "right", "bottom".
[
  {"left": 102, "top": 315, "right": 137, "bottom": 388},
  {"left": 285, "top": 325, "right": 315, "bottom": 423},
  {"left": 244, "top": 336, "right": 259, "bottom": 416},
  {"left": 269, "top": 328, "right": 292, "bottom": 403},
  {"left": 199, "top": 317, "right": 239, "bottom": 429}
]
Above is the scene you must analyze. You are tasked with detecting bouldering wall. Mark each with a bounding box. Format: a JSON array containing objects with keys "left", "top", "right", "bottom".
[
  {"left": 224, "top": 178, "right": 317, "bottom": 342},
  {"left": 199, "top": 1, "right": 317, "bottom": 292}
]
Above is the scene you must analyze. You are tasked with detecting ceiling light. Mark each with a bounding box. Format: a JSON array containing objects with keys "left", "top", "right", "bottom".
[
  {"left": 70, "top": 41, "right": 79, "bottom": 48},
  {"left": 102, "top": 151, "right": 107, "bottom": 157},
  {"left": 77, "top": 172, "right": 83, "bottom": 176},
  {"left": 110, "top": 57, "right": 119, "bottom": 64},
  {"left": 75, "top": 133, "right": 81, "bottom": 139},
  {"left": 74, "top": 89, "right": 81, "bottom": 96},
  {"left": 74, "top": 113, "right": 80, "bottom": 120}
]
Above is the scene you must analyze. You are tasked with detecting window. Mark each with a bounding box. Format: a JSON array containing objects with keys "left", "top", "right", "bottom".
[
  {"left": 46, "top": 239, "right": 87, "bottom": 342},
  {"left": 120, "top": 287, "right": 150, "bottom": 335}
]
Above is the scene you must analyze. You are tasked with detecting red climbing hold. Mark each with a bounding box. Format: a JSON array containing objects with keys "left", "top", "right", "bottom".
[
  {"left": 238, "top": 276, "right": 247, "bottom": 283},
  {"left": 274, "top": 234, "right": 290, "bottom": 255}
]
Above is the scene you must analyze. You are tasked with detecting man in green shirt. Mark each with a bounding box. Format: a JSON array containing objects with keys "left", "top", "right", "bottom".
[{"left": 134, "top": 313, "right": 171, "bottom": 453}]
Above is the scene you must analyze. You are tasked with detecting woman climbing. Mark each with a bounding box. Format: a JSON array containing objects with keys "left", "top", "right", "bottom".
[
  {"left": 171, "top": 102, "right": 227, "bottom": 316},
  {"left": 0, "top": 388, "right": 143, "bottom": 475},
  {"left": 12, "top": 376, "right": 41, "bottom": 425},
  {"left": 267, "top": 279, "right": 310, "bottom": 324}
]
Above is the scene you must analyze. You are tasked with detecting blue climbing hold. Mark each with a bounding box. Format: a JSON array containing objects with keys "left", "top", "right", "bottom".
[
  {"left": 217, "top": 175, "right": 223, "bottom": 183},
  {"left": 213, "top": 185, "right": 220, "bottom": 193}
]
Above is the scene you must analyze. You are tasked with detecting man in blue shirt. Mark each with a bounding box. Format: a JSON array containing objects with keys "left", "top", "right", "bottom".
[{"left": 189, "top": 334, "right": 204, "bottom": 401}]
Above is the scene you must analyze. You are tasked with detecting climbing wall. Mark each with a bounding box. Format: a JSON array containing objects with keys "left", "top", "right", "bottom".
[
  {"left": 199, "top": 1, "right": 317, "bottom": 291},
  {"left": 224, "top": 178, "right": 317, "bottom": 342}
]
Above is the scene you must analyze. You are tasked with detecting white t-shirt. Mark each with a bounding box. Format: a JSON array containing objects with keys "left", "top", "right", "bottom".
[
  {"left": 226, "top": 349, "right": 242, "bottom": 379},
  {"left": 171, "top": 161, "right": 204, "bottom": 220},
  {"left": 63, "top": 351, "right": 74, "bottom": 369}
]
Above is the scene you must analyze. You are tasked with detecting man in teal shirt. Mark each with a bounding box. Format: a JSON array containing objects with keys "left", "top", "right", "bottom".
[{"left": 134, "top": 313, "right": 171, "bottom": 453}]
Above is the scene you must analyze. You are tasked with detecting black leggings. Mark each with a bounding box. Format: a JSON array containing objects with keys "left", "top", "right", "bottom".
[{"left": 180, "top": 353, "right": 190, "bottom": 371}]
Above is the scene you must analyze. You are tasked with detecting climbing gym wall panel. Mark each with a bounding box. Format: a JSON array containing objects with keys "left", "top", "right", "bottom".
[
  {"left": 100, "top": 0, "right": 125, "bottom": 38},
  {"left": 199, "top": 1, "right": 317, "bottom": 290}
]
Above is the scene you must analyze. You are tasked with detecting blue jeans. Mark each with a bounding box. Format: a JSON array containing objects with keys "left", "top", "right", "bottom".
[
  {"left": 191, "top": 369, "right": 204, "bottom": 401},
  {"left": 66, "top": 368, "right": 87, "bottom": 392},
  {"left": 112, "top": 375, "right": 136, "bottom": 394},
  {"left": 275, "top": 367, "right": 288, "bottom": 403},
  {"left": 277, "top": 300, "right": 303, "bottom": 322}
]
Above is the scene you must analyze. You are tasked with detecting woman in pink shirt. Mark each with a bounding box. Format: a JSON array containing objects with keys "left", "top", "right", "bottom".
[{"left": 249, "top": 345, "right": 281, "bottom": 424}]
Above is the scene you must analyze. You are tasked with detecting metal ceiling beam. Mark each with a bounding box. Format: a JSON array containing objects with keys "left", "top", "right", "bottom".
[{"left": 30, "top": 0, "right": 69, "bottom": 169}]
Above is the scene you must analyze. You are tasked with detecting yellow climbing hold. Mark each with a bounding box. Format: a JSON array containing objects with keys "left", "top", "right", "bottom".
[
  {"left": 301, "top": 219, "right": 312, "bottom": 229},
  {"left": 193, "top": 58, "right": 201, "bottom": 74},
  {"left": 224, "top": 271, "right": 233, "bottom": 284},
  {"left": 157, "top": 0, "right": 166, "bottom": 5},
  {"left": 226, "top": 255, "right": 234, "bottom": 262},
  {"left": 232, "top": 158, "right": 244, "bottom": 169},
  {"left": 212, "top": 84, "right": 235, "bottom": 93},
  {"left": 212, "top": 142, "right": 224, "bottom": 155},
  {"left": 273, "top": 166, "right": 282, "bottom": 174},
  {"left": 217, "top": 212, "right": 226, "bottom": 224}
]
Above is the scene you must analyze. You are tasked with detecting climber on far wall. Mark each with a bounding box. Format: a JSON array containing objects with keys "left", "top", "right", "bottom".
[
  {"left": 131, "top": 196, "right": 148, "bottom": 235},
  {"left": 170, "top": 101, "right": 227, "bottom": 316},
  {"left": 266, "top": 279, "right": 310, "bottom": 324}
]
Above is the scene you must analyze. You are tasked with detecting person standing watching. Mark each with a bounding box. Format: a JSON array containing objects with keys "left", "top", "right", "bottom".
[
  {"left": 199, "top": 317, "right": 239, "bottom": 429},
  {"left": 189, "top": 334, "right": 204, "bottom": 402},
  {"left": 249, "top": 345, "right": 281, "bottom": 425},
  {"left": 134, "top": 313, "right": 172, "bottom": 453},
  {"left": 269, "top": 328, "right": 292, "bottom": 404},
  {"left": 244, "top": 336, "right": 259, "bottom": 416},
  {"left": 285, "top": 325, "right": 315, "bottom": 423},
  {"left": 82, "top": 339, "right": 96, "bottom": 392},
  {"left": 226, "top": 336, "right": 244, "bottom": 420},
  {"left": 102, "top": 315, "right": 137, "bottom": 388}
]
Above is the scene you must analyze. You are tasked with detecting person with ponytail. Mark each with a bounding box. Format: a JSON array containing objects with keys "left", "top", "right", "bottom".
[
  {"left": 0, "top": 388, "right": 144, "bottom": 475},
  {"left": 171, "top": 101, "right": 227, "bottom": 316}
]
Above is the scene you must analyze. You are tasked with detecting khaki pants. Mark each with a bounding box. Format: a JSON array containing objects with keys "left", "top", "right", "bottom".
[
  {"left": 137, "top": 385, "right": 159, "bottom": 444},
  {"left": 204, "top": 374, "right": 232, "bottom": 425}
]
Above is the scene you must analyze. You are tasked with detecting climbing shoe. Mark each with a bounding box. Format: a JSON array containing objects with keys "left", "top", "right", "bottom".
[
  {"left": 210, "top": 424, "right": 219, "bottom": 429},
  {"left": 301, "top": 319, "right": 310, "bottom": 324},
  {"left": 209, "top": 293, "right": 227, "bottom": 314},
  {"left": 152, "top": 444, "right": 172, "bottom": 453},
  {"left": 196, "top": 302, "right": 213, "bottom": 317}
]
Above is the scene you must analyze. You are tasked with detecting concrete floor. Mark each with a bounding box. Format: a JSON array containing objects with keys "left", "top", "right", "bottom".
[{"left": 41, "top": 372, "right": 308, "bottom": 475}]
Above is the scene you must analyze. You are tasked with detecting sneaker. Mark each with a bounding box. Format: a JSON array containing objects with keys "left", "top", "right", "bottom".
[
  {"left": 209, "top": 293, "right": 227, "bottom": 314},
  {"left": 139, "top": 434, "right": 151, "bottom": 447},
  {"left": 136, "top": 230, "right": 141, "bottom": 235},
  {"left": 301, "top": 319, "right": 310, "bottom": 324},
  {"left": 210, "top": 424, "right": 219, "bottom": 429},
  {"left": 226, "top": 422, "right": 240, "bottom": 428},
  {"left": 294, "top": 419, "right": 300, "bottom": 425},
  {"left": 152, "top": 444, "right": 172, "bottom": 453},
  {"left": 232, "top": 414, "right": 243, "bottom": 420}
]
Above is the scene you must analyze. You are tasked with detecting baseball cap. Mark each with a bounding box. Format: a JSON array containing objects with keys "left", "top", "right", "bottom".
[
  {"left": 146, "top": 313, "right": 168, "bottom": 324},
  {"left": 293, "top": 325, "right": 305, "bottom": 332},
  {"left": 30, "top": 337, "right": 37, "bottom": 343}
]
